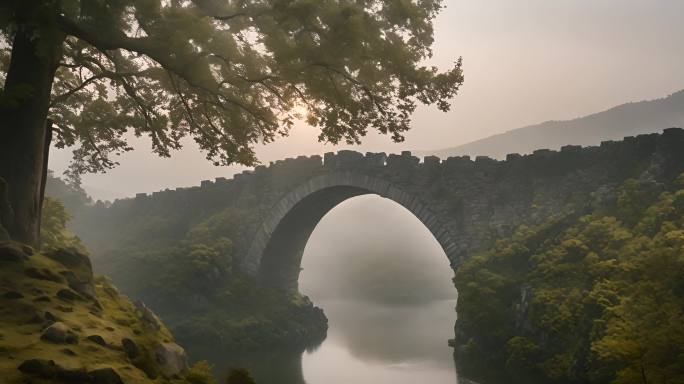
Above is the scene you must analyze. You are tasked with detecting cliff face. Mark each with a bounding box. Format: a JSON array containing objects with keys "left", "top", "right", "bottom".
[{"left": 0, "top": 242, "right": 212, "bottom": 384}]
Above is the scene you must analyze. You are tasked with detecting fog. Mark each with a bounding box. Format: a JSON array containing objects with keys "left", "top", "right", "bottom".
[
  {"left": 47, "top": 0, "right": 684, "bottom": 201},
  {"left": 299, "top": 195, "right": 458, "bottom": 383},
  {"left": 299, "top": 195, "right": 456, "bottom": 304}
]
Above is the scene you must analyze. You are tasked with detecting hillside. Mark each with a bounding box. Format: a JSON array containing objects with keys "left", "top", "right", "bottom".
[
  {"left": 425, "top": 90, "right": 684, "bottom": 159},
  {"left": 453, "top": 174, "right": 684, "bottom": 384},
  {"left": 0, "top": 242, "right": 216, "bottom": 384},
  {"left": 0, "top": 179, "right": 215, "bottom": 384}
]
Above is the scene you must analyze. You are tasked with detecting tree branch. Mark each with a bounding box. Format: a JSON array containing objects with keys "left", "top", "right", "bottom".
[
  {"left": 52, "top": 74, "right": 106, "bottom": 104},
  {"left": 213, "top": 12, "right": 248, "bottom": 21},
  {"left": 312, "top": 62, "right": 387, "bottom": 115}
]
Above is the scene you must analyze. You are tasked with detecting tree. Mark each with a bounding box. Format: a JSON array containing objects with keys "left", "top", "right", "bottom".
[
  {"left": 40, "top": 196, "right": 85, "bottom": 250},
  {"left": 0, "top": 0, "right": 463, "bottom": 246},
  {"left": 225, "top": 368, "right": 256, "bottom": 384}
]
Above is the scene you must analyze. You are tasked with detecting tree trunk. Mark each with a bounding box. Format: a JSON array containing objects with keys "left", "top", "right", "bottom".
[{"left": 0, "top": 26, "right": 63, "bottom": 246}]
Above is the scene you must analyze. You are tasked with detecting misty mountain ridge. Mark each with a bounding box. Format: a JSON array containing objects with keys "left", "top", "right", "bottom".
[{"left": 423, "top": 89, "right": 684, "bottom": 159}]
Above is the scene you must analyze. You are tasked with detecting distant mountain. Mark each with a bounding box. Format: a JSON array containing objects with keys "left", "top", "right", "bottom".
[{"left": 424, "top": 90, "right": 684, "bottom": 159}]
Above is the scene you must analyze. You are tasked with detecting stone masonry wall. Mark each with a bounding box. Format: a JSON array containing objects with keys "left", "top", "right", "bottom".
[{"left": 75, "top": 128, "right": 684, "bottom": 285}]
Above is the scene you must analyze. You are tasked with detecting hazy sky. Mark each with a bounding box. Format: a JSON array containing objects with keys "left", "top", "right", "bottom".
[{"left": 49, "top": 0, "right": 684, "bottom": 200}]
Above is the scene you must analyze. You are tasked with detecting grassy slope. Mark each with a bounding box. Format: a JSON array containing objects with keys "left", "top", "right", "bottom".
[{"left": 0, "top": 243, "right": 210, "bottom": 384}]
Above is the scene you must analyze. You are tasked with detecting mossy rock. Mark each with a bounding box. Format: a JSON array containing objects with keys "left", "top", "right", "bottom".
[
  {"left": 0, "top": 247, "right": 201, "bottom": 384},
  {"left": 0, "top": 241, "right": 30, "bottom": 263}
]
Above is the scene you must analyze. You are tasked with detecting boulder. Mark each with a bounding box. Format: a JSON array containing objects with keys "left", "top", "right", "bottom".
[
  {"left": 121, "top": 338, "right": 139, "bottom": 359},
  {"left": 48, "top": 249, "right": 98, "bottom": 303},
  {"left": 85, "top": 335, "right": 107, "bottom": 347},
  {"left": 123, "top": 338, "right": 159, "bottom": 380},
  {"left": 40, "top": 322, "right": 78, "bottom": 344},
  {"left": 134, "top": 301, "right": 163, "bottom": 331},
  {"left": 71, "top": 281, "right": 97, "bottom": 300},
  {"left": 18, "top": 358, "right": 66, "bottom": 377},
  {"left": 0, "top": 242, "right": 28, "bottom": 262},
  {"left": 17, "top": 358, "right": 89, "bottom": 381},
  {"left": 154, "top": 342, "right": 188, "bottom": 377},
  {"left": 44, "top": 311, "right": 59, "bottom": 323},
  {"left": 25, "top": 267, "right": 64, "bottom": 283},
  {"left": 46, "top": 247, "right": 92, "bottom": 269},
  {"left": 89, "top": 367, "right": 124, "bottom": 384},
  {"left": 60, "top": 269, "right": 97, "bottom": 300},
  {"left": 18, "top": 359, "right": 123, "bottom": 384},
  {"left": 20, "top": 244, "right": 34, "bottom": 255},
  {"left": 57, "top": 288, "right": 82, "bottom": 302}
]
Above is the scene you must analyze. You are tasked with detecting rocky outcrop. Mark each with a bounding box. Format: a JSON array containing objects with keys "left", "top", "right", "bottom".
[
  {"left": 40, "top": 322, "right": 78, "bottom": 344},
  {"left": 0, "top": 246, "right": 201, "bottom": 384},
  {"left": 134, "top": 300, "right": 164, "bottom": 331},
  {"left": 46, "top": 247, "right": 93, "bottom": 269},
  {"left": 0, "top": 241, "right": 30, "bottom": 262},
  {"left": 85, "top": 334, "right": 107, "bottom": 346},
  {"left": 45, "top": 247, "right": 100, "bottom": 305},
  {"left": 154, "top": 342, "right": 188, "bottom": 377},
  {"left": 18, "top": 359, "right": 123, "bottom": 384}
]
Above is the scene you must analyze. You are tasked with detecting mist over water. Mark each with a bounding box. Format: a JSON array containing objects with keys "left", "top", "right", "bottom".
[
  {"left": 301, "top": 299, "right": 458, "bottom": 384},
  {"left": 193, "top": 195, "right": 462, "bottom": 383},
  {"left": 297, "top": 195, "right": 460, "bottom": 384},
  {"left": 300, "top": 195, "right": 457, "bottom": 304}
]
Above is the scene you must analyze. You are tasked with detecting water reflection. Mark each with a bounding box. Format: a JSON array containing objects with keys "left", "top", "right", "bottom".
[
  {"left": 312, "top": 299, "right": 457, "bottom": 365},
  {"left": 189, "top": 298, "right": 461, "bottom": 384},
  {"left": 188, "top": 344, "right": 309, "bottom": 384},
  {"left": 302, "top": 298, "right": 459, "bottom": 384},
  {"left": 189, "top": 195, "right": 468, "bottom": 383}
]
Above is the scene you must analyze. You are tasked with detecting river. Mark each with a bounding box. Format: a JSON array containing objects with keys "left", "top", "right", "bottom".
[
  {"left": 192, "top": 195, "right": 470, "bottom": 383},
  {"left": 301, "top": 298, "right": 460, "bottom": 384},
  {"left": 193, "top": 297, "right": 465, "bottom": 384}
]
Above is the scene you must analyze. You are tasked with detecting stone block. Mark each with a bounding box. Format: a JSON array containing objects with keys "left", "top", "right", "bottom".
[
  {"left": 423, "top": 156, "right": 441, "bottom": 166},
  {"left": 506, "top": 153, "right": 522, "bottom": 161}
]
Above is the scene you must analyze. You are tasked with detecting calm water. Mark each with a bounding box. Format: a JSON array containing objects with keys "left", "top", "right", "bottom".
[
  {"left": 192, "top": 297, "right": 468, "bottom": 384},
  {"left": 191, "top": 195, "right": 472, "bottom": 383},
  {"left": 302, "top": 298, "right": 460, "bottom": 384}
]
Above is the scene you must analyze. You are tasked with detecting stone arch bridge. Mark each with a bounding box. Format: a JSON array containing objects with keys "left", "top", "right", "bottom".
[{"left": 89, "top": 129, "right": 684, "bottom": 292}]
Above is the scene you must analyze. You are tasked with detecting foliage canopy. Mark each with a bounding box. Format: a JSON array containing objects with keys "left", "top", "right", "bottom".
[
  {"left": 0, "top": 0, "right": 463, "bottom": 178},
  {"left": 455, "top": 175, "right": 684, "bottom": 384}
]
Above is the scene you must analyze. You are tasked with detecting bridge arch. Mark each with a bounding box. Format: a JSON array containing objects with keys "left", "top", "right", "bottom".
[{"left": 242, "top": 171, "right": 459, "bottom": 292}]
